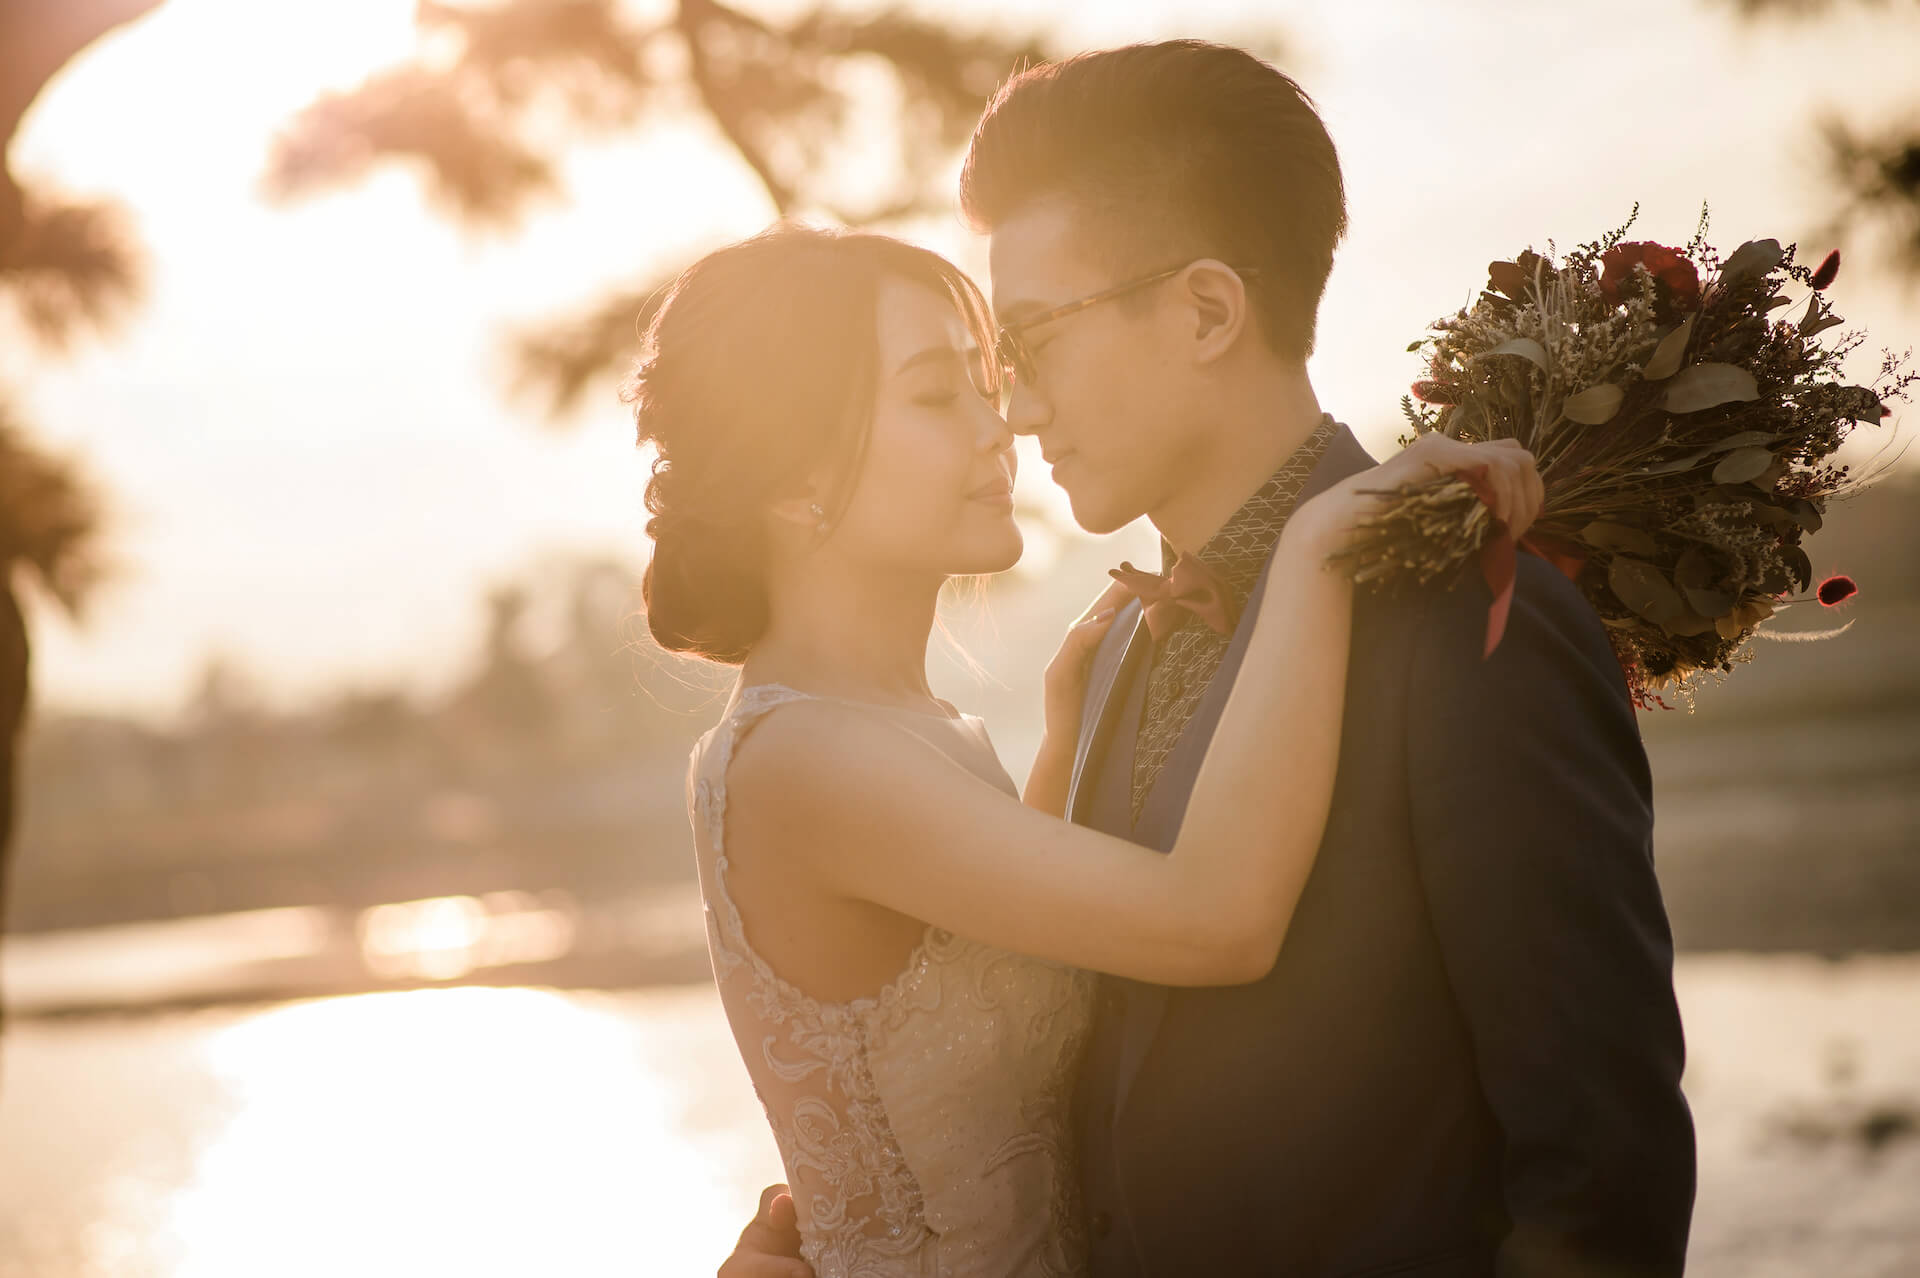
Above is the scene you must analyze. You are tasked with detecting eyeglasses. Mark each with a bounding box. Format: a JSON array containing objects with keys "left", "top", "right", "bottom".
[{"left": 992, "top": 263, "right": 1260, "bottom": 389}]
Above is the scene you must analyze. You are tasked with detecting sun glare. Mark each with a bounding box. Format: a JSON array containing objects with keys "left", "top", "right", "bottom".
[
  {"left": 172, "top": 987, "right": 761, "bottom": 1277},
  {"left": 16, "top": 0, "right": 418, "bottom": 196}
]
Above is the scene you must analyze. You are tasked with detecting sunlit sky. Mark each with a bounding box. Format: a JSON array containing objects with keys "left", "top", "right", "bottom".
[{"left": 9, "top": 0, "right": 1919, "bottom": 721}]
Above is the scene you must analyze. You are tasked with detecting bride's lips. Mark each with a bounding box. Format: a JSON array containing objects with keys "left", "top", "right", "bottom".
[{"left": 969, "top": 477, "right": 1015, "bottom": 508}]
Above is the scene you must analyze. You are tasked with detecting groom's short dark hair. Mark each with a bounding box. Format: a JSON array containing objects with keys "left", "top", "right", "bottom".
[{"left": 960, "top": 40, "right": 1346, "bottom": 360}]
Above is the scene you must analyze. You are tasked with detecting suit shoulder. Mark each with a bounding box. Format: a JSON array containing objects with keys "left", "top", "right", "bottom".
[{"left": 1356, "top": 554, "right": 1624, "bottom": 697}]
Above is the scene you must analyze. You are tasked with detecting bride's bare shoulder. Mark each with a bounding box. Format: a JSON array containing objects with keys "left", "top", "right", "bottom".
[{"left": 724, "top": 696, "right": 917, "bottom": 814}]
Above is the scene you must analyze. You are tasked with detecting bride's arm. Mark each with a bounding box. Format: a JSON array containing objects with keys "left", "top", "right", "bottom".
[{"left": 727, "top": 436, "right": 1539, "bottom": 986}]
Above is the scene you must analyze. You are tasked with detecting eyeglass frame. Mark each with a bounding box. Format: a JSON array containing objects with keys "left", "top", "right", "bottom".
[{"left": 991, "top": 261, "right": 1262, "bottom": 390}]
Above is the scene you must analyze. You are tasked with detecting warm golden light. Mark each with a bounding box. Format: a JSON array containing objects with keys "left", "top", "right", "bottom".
[
  {"left": 356, "top": 892, "right": 578, "bottom": 982},
  {"left": 159, "top": 987, "right": 777, "bottom": 1277}
]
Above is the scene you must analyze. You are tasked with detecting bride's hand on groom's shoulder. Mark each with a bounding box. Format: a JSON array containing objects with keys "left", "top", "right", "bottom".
[
  {"left": 717, "top": 1184, "right": 809, "bottom": 1278},
  {"left": 1290, "top": 433, "right": 1545, "bottom": 558}
]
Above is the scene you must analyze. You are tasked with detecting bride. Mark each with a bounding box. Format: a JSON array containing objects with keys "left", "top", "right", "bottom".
[{"left": 632, "top": 223, "right": 1540, "bottom": 1278}]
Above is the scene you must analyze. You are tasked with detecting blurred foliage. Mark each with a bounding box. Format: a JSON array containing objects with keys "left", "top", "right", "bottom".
[
  {"left": 1710, "top": 0, "right": 1905, "bottom": 14},
  {"left": 0, "top": 0, "right": 148, "bottom": 616},
  {"left": 10, "top": 550, "right": 734, "bottom": 934},
  {"left": 268, "top": 0, "right": 1055, "bottom": 417},
  {"left": 0, "top": 0, "right": 165, "bottom": 1040},
  {"left": 0, "top": 1, "right": 150, "bottom": 350},
  {"left": 0, "top": 411, "right": 104, "bottom": 619},
  {"left": 1710, "top": 0, "right": 1920, "bottom": 280},
  {"left": 1818, "top": 118, "right": 1920, "bottom": 279}
]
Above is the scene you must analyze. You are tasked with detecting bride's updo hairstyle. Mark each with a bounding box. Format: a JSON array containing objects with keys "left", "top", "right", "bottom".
[{"left": 625, "top": 224, "right": 999, "bottom": 664}]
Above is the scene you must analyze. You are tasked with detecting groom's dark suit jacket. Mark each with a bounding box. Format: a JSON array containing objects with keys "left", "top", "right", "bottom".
[{"left": 1069, "top": 425, "right": 1695, "bottom": 1278}]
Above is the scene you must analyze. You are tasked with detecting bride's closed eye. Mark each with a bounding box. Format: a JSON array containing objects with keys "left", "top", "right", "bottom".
[{"left": 913, "top": 386, "right": 963, "bottom": 408}]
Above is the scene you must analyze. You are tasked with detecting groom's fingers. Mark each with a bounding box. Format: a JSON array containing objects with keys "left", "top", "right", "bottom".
[
  {"left": 718, "top": 1254, "right": 810, "bottom": 1278},
  {"left": 746, "top": 1185, "right": 803, "bottom": 1254},
  {"left": 717, "top": 1186, "right": 808, "bottom": 1278}
]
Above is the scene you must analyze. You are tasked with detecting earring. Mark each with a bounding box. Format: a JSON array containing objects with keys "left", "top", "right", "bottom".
[{"left": 809, "top": 502, "right": 830, "bottom": 534}]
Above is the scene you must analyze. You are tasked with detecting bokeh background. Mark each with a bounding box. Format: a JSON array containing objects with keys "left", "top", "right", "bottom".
[{"left": 2, "top": 1, "right": 1918, "bottom": 1275}]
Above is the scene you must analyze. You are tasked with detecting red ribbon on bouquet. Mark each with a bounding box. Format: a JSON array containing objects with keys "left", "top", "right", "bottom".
[{"left": 1458, "top": 464, "right": 1586, "bottom": 659}]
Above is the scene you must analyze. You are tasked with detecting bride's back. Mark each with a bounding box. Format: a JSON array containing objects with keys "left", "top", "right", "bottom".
[{"left": 689, "top": 683, "right": 1094, "bottom": 1278}]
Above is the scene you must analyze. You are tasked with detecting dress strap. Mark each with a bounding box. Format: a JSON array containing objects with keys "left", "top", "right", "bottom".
[{"left": 691, "top": 683, "right": 826, "bottom": 980}]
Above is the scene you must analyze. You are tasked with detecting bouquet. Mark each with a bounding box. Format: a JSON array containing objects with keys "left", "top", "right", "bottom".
[{"left": 1337, "top": 209, "right": 1913, "bottom": 708}]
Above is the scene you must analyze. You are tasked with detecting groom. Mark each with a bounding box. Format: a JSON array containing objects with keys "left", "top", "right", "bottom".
[{"left": 724, "top": 41, "right": 1694, "bottom": 1278}]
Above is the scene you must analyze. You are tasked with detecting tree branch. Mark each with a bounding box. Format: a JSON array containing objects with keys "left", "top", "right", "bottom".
[{"left": 675, "top": 0, "right": 798, "bottom": 214}]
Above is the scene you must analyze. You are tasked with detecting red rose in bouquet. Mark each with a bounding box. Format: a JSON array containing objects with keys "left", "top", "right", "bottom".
[{"left": 1600, "top": 241, "right": 1701, "bottom": 314}]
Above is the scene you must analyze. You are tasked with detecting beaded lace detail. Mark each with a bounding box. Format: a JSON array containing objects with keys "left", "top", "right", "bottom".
[{"left": 689, "top": 683, "right": 1095, "bottom": 1278}]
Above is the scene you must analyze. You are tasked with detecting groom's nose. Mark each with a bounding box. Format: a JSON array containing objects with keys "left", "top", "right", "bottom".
[{"left": 1003, "top": 380, "right": 1051, "bottom": 437}]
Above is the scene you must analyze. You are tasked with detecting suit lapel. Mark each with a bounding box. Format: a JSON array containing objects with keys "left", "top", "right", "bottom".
[
  {"left": 1111, "top": 567, "right": 1268, "bottom": 1119},
  {"left": 1067, "top": 600, "right": 1150, "bottom": 824},
  {"left": 1111, "top": 423, "right": 1378, "bottom": 1118}
]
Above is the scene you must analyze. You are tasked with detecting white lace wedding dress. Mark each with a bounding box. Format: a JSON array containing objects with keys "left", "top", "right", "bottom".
[{"left": 688, "top": 683, "right": 1096, "bottom": 1278}]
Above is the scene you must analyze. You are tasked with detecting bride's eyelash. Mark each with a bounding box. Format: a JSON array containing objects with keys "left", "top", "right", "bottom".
[{"left": 914, "top": 388, "right": 961, "bottom": 408}]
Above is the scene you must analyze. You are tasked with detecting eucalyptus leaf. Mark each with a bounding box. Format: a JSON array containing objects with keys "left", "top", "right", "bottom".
[
  {"left": 1563, "top": 383, "right": 1625, "bottom": 424},
  {"left": 1642, "top": 316, "right": 1694, "bottom": 381},
  {"left": 1712, "top": 446, "right": 1775, "bottom": 484},
  {"left": 1783, "top": 545, "right": 1813, "bottom": 593},
  {"left": 1719, "top": 238, "right": 1784, "bottom": 284},
  {"left": 1674, "top": 547, "right": 1716, "bottom": 591},
  {"left": 1665, "top": 363, "right": 1760, "bottom": 413},
  {"left": 1681, "top": 586, "right": 1736, "bottom": 617},
  {"left": 1705, "top": 430, "right": 1780, "bottom": 454},
  {"left": 1788, "top": 498, "right": 1824, "bottom": 533},
  {"left": 1849, "top": 393, "right": 1886, "bottom": 423},
  {"left": 1583, "top": 521, "right": 1659, "bottom": 557},
  {"left": 1642, "top": 449, "right": 1710, "bottom": 476},
  {"left": 1666, "top": 611, "right": 1722, "bottom": 637},
  {"left": 1481, "top": 337, "right": 1550, "bottom": 371},
  {"left": 1608, "top": 558, "right": 1688, "bottom": 626}
]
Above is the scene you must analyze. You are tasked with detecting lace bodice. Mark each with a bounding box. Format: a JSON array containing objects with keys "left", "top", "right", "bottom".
[{"left": 688, "top": 683, "right": 1096, "bottom": 1278}]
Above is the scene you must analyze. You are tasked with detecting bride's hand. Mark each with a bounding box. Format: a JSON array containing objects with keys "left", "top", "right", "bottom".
[
  {"left": 1041, "top": 579, "right": 1133, "bottom": 748},
  {"left": 1023, "top": 579, "right": 1131, "bottom": 815},
  {"left": 1290, "top": 433, "right": 1545, "bottom": 556}
]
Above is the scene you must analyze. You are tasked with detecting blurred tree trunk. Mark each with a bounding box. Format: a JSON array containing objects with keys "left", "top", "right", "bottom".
[{"left": 0, "top": 0, "right": 152, "bottom": 1060}]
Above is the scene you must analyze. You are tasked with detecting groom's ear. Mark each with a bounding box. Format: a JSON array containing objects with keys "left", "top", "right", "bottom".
[{"left": 1179, "top": 259, "right": 1252, "bottom": 366}]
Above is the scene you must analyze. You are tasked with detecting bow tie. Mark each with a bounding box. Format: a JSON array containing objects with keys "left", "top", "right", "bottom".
[{"left": 1108, "top": 554, "right": 1240, "bottom": 643}]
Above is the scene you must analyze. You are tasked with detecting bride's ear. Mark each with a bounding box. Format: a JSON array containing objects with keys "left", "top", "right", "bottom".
[
  {"left": 1180, "top": 259, "right": 1252, "bottom": 366},
  {"left": 769, "top": 475, "right": 835, "bottom": 541}
]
